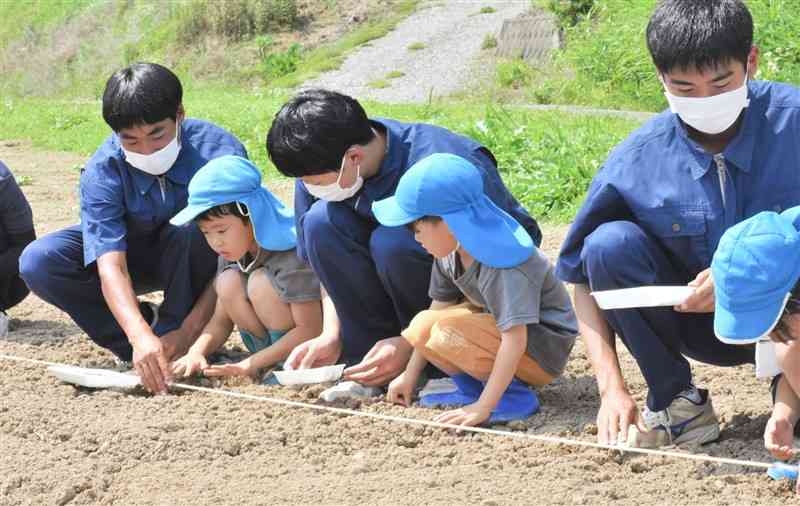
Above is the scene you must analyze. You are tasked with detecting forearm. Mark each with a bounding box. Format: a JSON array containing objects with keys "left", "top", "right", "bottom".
[
  {"left": 773, "top": 374, "right": 800, "bottom": 424},
  {"left": 477, "top": 327, "right": 526, "bottom": 409},
  {"left": 98, "top": 254, "right": 151, "bottom": 345},
  {"left": 574, "top": 284, "right": 627, "bottom": 396},
  {"left": 403, "top": 349, "right": 428, "bottom": 382},
  {"left": 777, "top": 341, "right": 800, "bottom": 421},
  {"left": 187, "top": 306, "right": 234, "bottom": 357},
  {"left": 179, "top": 280, "right": 217, "bottom": 338},
  {"left": 319, "top": 285, "right": 341, "bottom": 339}
]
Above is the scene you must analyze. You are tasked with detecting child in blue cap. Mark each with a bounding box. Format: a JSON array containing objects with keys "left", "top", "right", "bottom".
[
  {"left": 713, "top": 207, "right": 800, "bottom": 470},
  {"left": 169, "top": 155, "right": 322, "bottom": 380},
  {"left": 372, "top": 153, "right": 577, "bottom": 426}
]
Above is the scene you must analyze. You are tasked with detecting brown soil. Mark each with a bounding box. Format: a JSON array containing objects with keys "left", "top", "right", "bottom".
[{"left": 0, "top": 141, "right": 794, "bottom": 505}]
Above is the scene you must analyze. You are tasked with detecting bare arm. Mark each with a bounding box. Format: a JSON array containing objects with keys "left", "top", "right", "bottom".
[
  {"left": 574, "top": 284, "right": 644, "bottom": 444},
  {"left": 97, "top": 251, "right": 169, "bottom": 393}
]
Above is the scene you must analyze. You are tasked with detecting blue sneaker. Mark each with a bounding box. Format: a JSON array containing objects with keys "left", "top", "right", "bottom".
[
  {"left": 488, "top": 379, "right": 540, "bottom": 423},
  {"left": 419, "top": 373, "right": 482, "bottom": 408}
]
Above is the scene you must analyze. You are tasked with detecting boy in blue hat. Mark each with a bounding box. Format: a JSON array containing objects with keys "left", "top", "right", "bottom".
[
  {"left": 372, "top": 153, "right": 577, "bottom": 426},
  {"left": 169, "top": 155, "right": 323, "bottom": 379},
  {"left": 713, "top": 207, "right": 800, "bottom": 467}
]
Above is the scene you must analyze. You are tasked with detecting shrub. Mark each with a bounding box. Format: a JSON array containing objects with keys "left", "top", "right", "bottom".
[
  {"left": 542, "top": 0, "right": 594, "bottom": 27},
  {"left": 262, "top": 43, "right": 303, "bottom": 79}
]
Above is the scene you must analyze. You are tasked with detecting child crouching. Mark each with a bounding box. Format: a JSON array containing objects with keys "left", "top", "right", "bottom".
[
  {"left": 372, "top": 153, "right": 578, "bottom": 427},
  {"left": 169, "top": 155, "right": 322, "bottom": 380}
]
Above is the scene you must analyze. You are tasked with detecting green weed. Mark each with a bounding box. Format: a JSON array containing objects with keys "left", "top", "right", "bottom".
[
  {"left": 407, "top": 42, "right": 427, "bottom": 51},
  {"left": 482, "top": 35, "right": 498, "bottom": 50},
  {"left": 368, "top": 79, "right": 391, "bottom": 89},
  {"left": 478, "top": 6, "right": 496, "bottom": 14},
  {"left": 385, "top": 70, "right": 406, "bottom": 79}
]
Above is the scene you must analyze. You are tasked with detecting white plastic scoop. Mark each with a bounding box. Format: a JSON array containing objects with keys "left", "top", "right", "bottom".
[
  {"left": 48, "top": 364, "right": 141, "bottom": 389},
  {"left": 592, "top": 286, "right": 695, "bottom": 310},
  {"left": 272, "top": 364, "right": 345, "bottom": 386}
]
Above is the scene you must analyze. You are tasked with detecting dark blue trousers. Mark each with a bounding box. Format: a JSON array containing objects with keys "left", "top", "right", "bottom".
[
  {"left": 581, "top": 221, "right": 754, "bottom": 411},
  {"left": 302, "top": 201, "right": 433, "bottom": 364},
  {"left": 19, "top": 224, "right": 217, "bottom": 361},
  {"left": 0, "top": 273, "right": 28, "bottom": 311}
]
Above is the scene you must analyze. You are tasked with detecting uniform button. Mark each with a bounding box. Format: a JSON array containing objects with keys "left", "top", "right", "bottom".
[{"left": 672, "top": 223, "right": 681, "bottom": 232}]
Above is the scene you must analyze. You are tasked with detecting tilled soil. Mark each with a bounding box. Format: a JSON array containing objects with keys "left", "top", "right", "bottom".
[{"left": 0, "top": 141, "right": 795, "bottom": 505}]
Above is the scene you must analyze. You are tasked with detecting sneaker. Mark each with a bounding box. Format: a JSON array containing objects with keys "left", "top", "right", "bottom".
[
  {"left": 627, "top": 386, "right": 720, "bottom": 448},
  {"left": 319, "top": 381, "right": 383, "bottom": 402},
  {"left": 0, "top": 310, "right": 8, "bottom": 338}
]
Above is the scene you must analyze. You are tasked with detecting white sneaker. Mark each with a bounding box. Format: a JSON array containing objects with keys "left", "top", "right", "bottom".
[
  {"left": 0, "top": 311, "right": 8, "bottom": 338},
  {"left": 319, "top": 381, "right": 383, "bottom": 402},
  {"left": 627, "top": 385, "right": 720, "bottom": 448},
  {"left": 419, "top": 377, "right": 457, "bottom": 397}
]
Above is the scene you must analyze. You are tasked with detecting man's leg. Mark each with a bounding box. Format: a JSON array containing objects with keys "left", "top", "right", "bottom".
[
  {"left": 19, "top": 225, "right": 133, "bottom": 359},
  {"left": 303, "top": 201, "right": 432, "bottom": 364},
  {"left": 147, "top": 223, "right": 218, "bottom": 337},
  {"left": 581, "top": 221, "right": 753, "bottom": 412}
]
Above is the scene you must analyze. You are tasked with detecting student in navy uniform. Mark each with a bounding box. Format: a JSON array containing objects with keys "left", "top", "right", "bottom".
[
  {"left": 0, "top": 160, "right": 35, "bottom": 338},
  {"left": 20, "top": 63, "right": 247, "bottom": 394},
  {"left": 556, "top": 0, "right": 800, "bottom": 449},
  {"left": 267, "top": 89, "right": 542, "bottom": 387}
]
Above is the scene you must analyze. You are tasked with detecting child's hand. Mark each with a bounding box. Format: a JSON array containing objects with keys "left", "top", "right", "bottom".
[
  {"left": 170, "top": 351, "right": 209, "bottom": 378},
  {"left": 434, "top": 401, "right": 492, "bottom": 427},
  {"left": 764, "top": 414, "right": 798, "bottom": 461},
  {"left": 204, "top": 359, "right": 255, "bottom": 379},
  {"left": 387, "top": 372, "right": 415, "bottom": 407},
  {"left": 285, "top": 334, "right": 341, "bottom": 370}
]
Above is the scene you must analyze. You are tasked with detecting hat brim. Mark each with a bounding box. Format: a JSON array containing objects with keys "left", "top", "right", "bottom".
[
  {"left": 170, "top": 204, "right": 213, "bottom": 227},
  {"left": 714, "top": 292, "right": 790, "bottom": 345},
  {"left": 443, "top": 196, "right": 533, "bottom": 268},
  {"left": 372, "top": 195, "right": 425, "bottom": 227}
]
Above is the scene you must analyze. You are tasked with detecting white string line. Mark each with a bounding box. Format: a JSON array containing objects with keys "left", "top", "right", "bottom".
[{"left": 1, "top": 353, "right": 795, "bottom": 473}]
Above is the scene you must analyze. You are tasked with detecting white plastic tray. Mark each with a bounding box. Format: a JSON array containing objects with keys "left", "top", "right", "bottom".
[
  {"left": 591, "top": 286, "right": 695, "bottom": 310},
  {"left": 273, "top": 364, "right": 345, "bottom": 386},
  {"left": 48, "top": 364, "right": 141, "bottom": 389}
]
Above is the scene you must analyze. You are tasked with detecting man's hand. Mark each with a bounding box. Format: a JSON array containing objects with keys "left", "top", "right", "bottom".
[
  {"left": 597, "top": 388, "right": 647, "bottom": 445},
  {"left": 676, "top": 268, "right": 715, "bottom": 313},
  {"left": 132, "top": 333, "right": 172, "bottom": 394},
  {"left": 170, "top": 351, "right": 209, "bottom": 378},
  {"left": 387, "top": 371, "right": 416, "bottom": 407},
  {"left": 204, "top": 359, "right": 255, "bottom": 379},
  {"left": 160, "top": 328, "right": 195, "bottom": 361},
  {"left": 285, "top": 334, "right": 342, "bottom": 370},
  {"left": 434, "top": 401, "right": 492, "bottom": 427},
  {"left": 343, "top": 336, "right": 412, "bottom": 386}
]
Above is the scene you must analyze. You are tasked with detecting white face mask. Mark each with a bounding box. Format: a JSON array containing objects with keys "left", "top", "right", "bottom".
[
  {"left": 122, "top": 121, "right": 182, "bottom": 176},
  {"left": 663, "top": 72, "right": 750, "bottom": 135},
  {"left": 304, "top": 155, "right": 364, "bottom": 202}
]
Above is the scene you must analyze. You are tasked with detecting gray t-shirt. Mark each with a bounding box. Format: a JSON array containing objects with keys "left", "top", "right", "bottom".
[
  {"left": 219, "top": 247, "right": 320, "bottom": 304},
  {"left": 430, "top": 249, "right": 577, "bottom": 377}
]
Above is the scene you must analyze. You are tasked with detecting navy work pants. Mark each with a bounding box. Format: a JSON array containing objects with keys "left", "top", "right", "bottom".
[{"left": 19, "top": 224, "right": 217, "bottom": 361}]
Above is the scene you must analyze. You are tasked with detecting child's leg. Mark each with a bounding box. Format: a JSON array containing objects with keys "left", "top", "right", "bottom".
[
  {"left": 246, "top": 268, "right": 294, "bottom": 332},
  {"left": 216, "top": 269, "right": 267, "bottom": 338},
  {"left": 401, "top": 303, "right": 476, "bottom": 375},
  {"left": 426, "top": 312, "right": 555, "bottom": 387}
]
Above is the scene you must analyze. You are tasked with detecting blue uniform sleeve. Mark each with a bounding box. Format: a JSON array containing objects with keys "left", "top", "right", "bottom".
[
  {"left": 0, "top": 162, "right": 33, "bottom": 236},
  {"left": 80, "top": 161, "right": 128, "bottom": 266},
  {"left": 555, "top": 171, "right": 633, "bottom": 284},
  {"left": 293, "top": 179, "right": 315, "bottom": 263}
]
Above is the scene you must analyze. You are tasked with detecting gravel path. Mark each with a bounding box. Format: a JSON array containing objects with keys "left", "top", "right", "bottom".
[{"left": 303, "top": 0, "right": 530, "bottom": 103}]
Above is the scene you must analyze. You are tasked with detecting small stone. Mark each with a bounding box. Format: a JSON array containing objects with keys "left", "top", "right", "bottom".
[
  {"left": 223, "top": 442, "right": 241, "bottom": 456},
  {"left": 507, "top": 420, "right": 527, "bottom": 431},
  {"left": 630, "top": 462, "right": 648, "bottom": 474},
  {"left": 482, "top": 500, "right": 500, "bottom": 506},
  {"left": 56, "top": 486, "right": 77, "bottom": 506}
]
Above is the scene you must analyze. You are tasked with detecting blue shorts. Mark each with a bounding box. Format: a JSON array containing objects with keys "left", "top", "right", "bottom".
[{"left": 240, "top": 328, "right": 288, "bottom": 354}]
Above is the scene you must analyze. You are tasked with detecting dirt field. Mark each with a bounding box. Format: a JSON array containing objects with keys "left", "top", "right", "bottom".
[{"left": 0, "top": 141, "right": 796, "bottom": 505}]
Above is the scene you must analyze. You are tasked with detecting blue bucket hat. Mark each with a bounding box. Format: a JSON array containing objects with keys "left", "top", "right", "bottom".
[
  {"left": 712, "top": 208, "right": 800, "bottom": 344},
  {"left": 371, "top": 153, "right": 534, "bottom": 268},
  {"left": 170, "top": 155, "right": 296, "bottom": 251}
]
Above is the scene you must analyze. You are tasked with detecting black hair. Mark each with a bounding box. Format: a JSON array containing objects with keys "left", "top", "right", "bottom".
[
  {"left": 266, "top": 89, "right": 376, "bottom": 178},
  {"left": 102, "top": 63, "right": 183, "bottom": 132},
  {"left": 406, "top": 215, "right": 442, "bottom": 232},
  {"left": 195, "top": 203, "right": 249, "bottom": 223},
  {"left": 646, "top": 0, "right": 753, "bottom": 74}
]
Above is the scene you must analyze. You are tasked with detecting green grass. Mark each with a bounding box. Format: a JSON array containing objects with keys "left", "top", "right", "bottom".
[
  {"left": 527, "top": 0, "right": 800, "bottom": 112},
  {"left": 482, "top": 35, "right": 498, "bottom": 50},
  {"left": 367, "top": 79, "right": 391, "bottom": 89},
  {"left": 407, "top": 42, "right": 427, "bottom": 51},
  {"left": 0, "top": 0, "right": 92, "bottom": 48},
  {"left": 385, "top": 70, "right": 406, "bottom": 79},
  {"left": 0, "top": 88, "right": 640, "bottom": 222},
  {"left": 270, "top": 0, "right": 420, "bottom": 88},
  {"left": 478, "top": 6, "right": 496, "bottom": 14}
]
